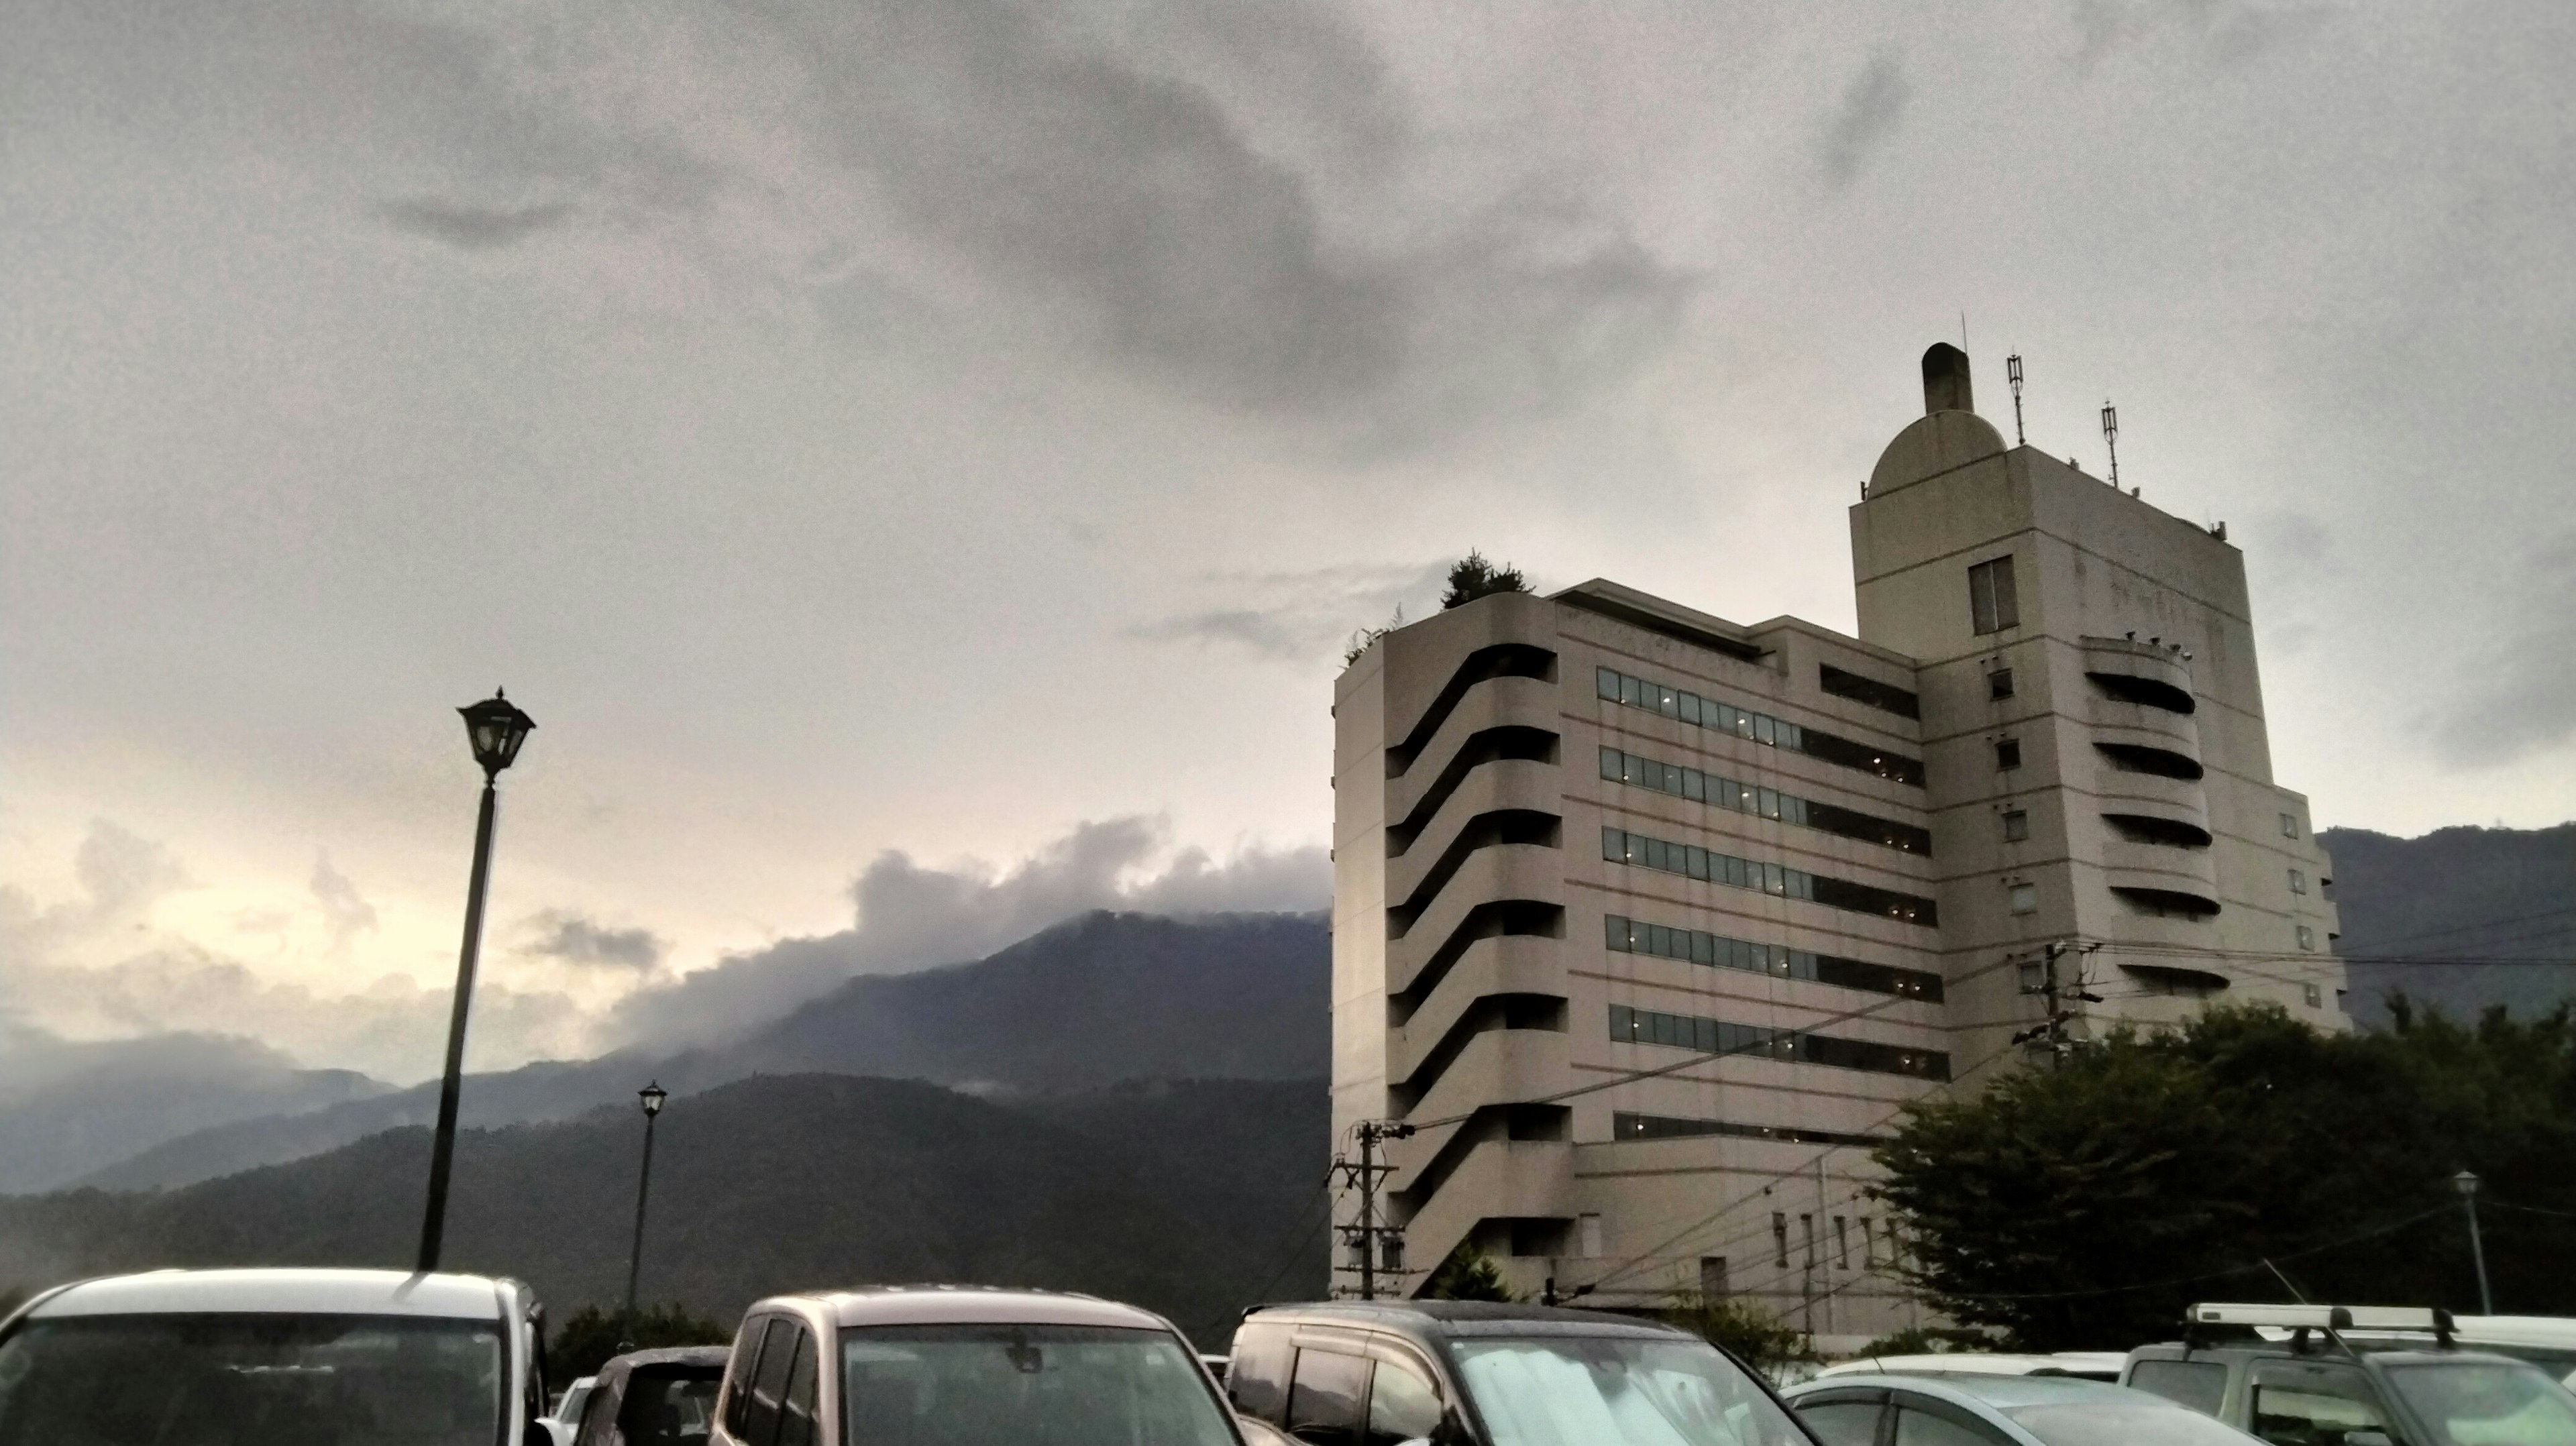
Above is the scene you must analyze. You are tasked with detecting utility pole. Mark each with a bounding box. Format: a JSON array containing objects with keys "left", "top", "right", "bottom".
[
  {"left": 2013, "top": 941, "right": 2103, "bottom": 1068},
  {"left": 2455, "top": 1170, "right": 2494, "bottom": 1315},
  {"left": 1334, "top": 1120, "right": 1414, "bottom": 1300}
]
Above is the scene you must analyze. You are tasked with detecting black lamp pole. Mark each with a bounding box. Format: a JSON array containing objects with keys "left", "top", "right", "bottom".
[
  {"left": 621, "top": 1081, "right": 669, "bottom": 1348},
  {"left": 417, "top": 689, "right": 536, "bottom": 1275}
]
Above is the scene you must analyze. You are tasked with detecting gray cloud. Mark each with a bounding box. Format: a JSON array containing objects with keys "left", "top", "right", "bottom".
[
  {"left": 1818, "top": 51, "right": 1910, "bottom": 188},
  {"left": 2425, "top": 532, "right": 2576, "bottom": 769},
  {"left": 602, "top": 815, "right": 1328, "bottom": 1049},
  {"left": 0, "top": 820, "right": 188, "bottom": 964},
  {"left": 523, "top": 911, "right": 665, "bottom": 969},
  {"left": 1125, "top": 560, "right": 1448, "bottom": 661},
  {"left": 2071, "top": 0, "right": 2338, "bottom": 70},
  {"left": 376, "top": 198, "right": 576, "bottom": 249},
  {"left": 309, "top": 852, "right": 378, "bottom": 954}
]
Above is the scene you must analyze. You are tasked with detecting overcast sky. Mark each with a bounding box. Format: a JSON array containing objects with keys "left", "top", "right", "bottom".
[{"left": 5, "top": 0, "right": 2571, "bottom": 1083}]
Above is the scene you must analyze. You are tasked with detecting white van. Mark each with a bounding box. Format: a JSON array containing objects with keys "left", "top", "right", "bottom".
[{"left": 0, "top": 1267, "right": 553, "bottom": 1444}]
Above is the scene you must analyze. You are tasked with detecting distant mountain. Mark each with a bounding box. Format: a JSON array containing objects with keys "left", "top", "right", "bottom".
[
  {"left": 0, "top": 1030, "right": 392, "bottom": 1194},
  {"left": 2323, "top": 824, "right": 2576, "bottom": 1025},
  {"left": 74, "top": 910, "right": 1332, "bottom": 1192},
  {"left": 0, "top": 1073, "right": 1329, "bottom": 1344}
]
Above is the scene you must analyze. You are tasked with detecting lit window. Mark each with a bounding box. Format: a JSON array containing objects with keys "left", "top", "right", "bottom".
[
  {"left": 2296, "top": 925, "right": 2316, "bottom": 952},
  {"left": 1969, "top": 557, "right": 2021, "bottom": 634},
  {"left": 1988, "top": 668, "right": 2015, "bottom": 700},
  {"left": 1996, "top": 738, "right": 2022, "bottom": 771},
  {"left": 2002, "top": 809, "right": 2029, "bottom": 842},
  {"left": 2279, "top": 812, "right": 2300, "bottom": 838},
  {"left": 2288, "top": 869, "right": 2308, "bottom": 895},
  {"left": 2008, "top": 883, "right": 2039, "bottom": 915}
]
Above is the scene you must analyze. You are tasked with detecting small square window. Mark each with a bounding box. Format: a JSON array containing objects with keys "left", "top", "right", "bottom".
[
  {"left": 1996, "top": 738, "right": 2023, "bottom": 771},
  {"left": 1988, "top": 668, "right": 2015, "bottom": 700},
  {"left": 2288, "top": 869, "right": 2308, "bottom": 895},
  {"left": 2303, "top": 983, "right": 2323, "bottom": 1008},
  {"left": 2018, "top": 961, "right": 2045, "bottom": 991},
  {"left": 2296, "top": 925, "right": 2316, "bottom": 952},
  {"left": 2279, "top": 812, "right": 2300, "bottom": 838},
  {"left": 2008, "top": 883, "right": 2039, "bottom": 915},
  {"left": 2002, "top": 809, "right": 2030, "bottom": 842}
]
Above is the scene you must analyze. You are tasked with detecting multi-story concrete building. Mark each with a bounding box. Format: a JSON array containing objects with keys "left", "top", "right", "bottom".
[{"left": 1328, "top": 344, "right": 2344, "bottom": 1345}]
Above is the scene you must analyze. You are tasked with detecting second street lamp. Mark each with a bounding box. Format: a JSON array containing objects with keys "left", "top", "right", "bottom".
[
  {"left": 2455, "top": 1169, "right": 2494, "bottom": 1315},
  {"left": 416, "top": 688, "right": 536, "bottom": 1275},
  {"left": 621, "top": 1080, "right": 669, "bottom": 1349}
]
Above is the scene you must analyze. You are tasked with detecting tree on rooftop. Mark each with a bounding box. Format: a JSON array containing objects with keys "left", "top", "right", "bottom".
[{"left": 1441, "top": 551, "right": 1528, "bottom": 610}]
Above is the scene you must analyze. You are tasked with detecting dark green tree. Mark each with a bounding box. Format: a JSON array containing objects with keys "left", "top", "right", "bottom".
[
  {"left": 1664, "top": 1292, "right": 1814, "bottom": 1370},
  {"left": 1421, "top": 1242, "right": 1519, "bottom": 1301},
  {"left": 551, "top": 1302, "right": 735, "bottom": 1380},
  {"left": 1440, "top": 553, "right": 1528, "bottom": 610},
  {"left": 1872, "top": 1003, "right": 2576, "bottom": 1349}
]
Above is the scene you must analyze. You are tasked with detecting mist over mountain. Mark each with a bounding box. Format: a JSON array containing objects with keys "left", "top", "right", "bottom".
[
  {"left": 0, "top": 1073, "right": 1328, "bottom": 1344},
  {"left": 0, "top": 1027, "right": 392, "bottom": 1194},
  {"left": 2322, "top": 824, "right": 2576, "bottom": 1025},
  {"left": 68, "top": 910, "right": 1330, "bottom": 1192}
]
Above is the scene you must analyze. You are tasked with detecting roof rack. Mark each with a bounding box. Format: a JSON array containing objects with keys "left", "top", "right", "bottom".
[{"left": 2186, "top": 1304, "right": 2456, "bottom": 1349}]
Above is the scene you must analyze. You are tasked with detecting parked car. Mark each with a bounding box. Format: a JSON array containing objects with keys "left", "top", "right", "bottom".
[
  {"left": 1813, "top": 1354, "right": 2127, "bottom": 1383},
  {"left": 2122, "top": 1303, "right": 2576, "bottom": 1446},
  {"left": 1226, "top": 1298, "right": 1815, "bottom": 1446},
  {"left": 1785, "top": 1372, "right": 2264, "bottom": 1446},
  {"left": 2336, "top": 1318, "right": 2576, "bottom": 1391},
  {"left": 552, "top": 1376, "right": 600, "bottom": 1441},
  {"left": 0, "top": 1266, "right": 552, "bottom": 1444},
  {"left": 710, "top": 1284, "right": 1246, "bottom": 1446},
  {"left": 564, "top": 1344, "right": 730, "bottom": 1446}
]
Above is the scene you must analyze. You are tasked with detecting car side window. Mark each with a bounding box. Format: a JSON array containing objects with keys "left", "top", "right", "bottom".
[
  {"left": 1895, "top": 1402, "right": 2010, "bottom": 1446},
  {"left": 2130, "top": 1360, "right": 2231, "bottom": 1416},
  {"left": 1796, "top": 1400, "right": 1887, "bottom": 1446},
  {"left": 1365, "top": 1357, "right": 1443, "bottom": 1446},
  {"left": 777, "top": 1332, "right": 820, "bottom": 1446},
  {"left": 743, "top": 1319, "right": 802, "bottom": 1445},
  {"left": 1287, "top": 1348, "right": 1371, "bottom": 1446},
  {"left": 1229, "top": 1327, "right": 1295, "bottom": 1424},
  {"left": 574, "top": 1380, "right": 621, "bottom": 1446},
  {"left": 724, "top": 1320, "right": 772, "bottom": 1441},
  {"left": 2250, "top": 1366, "right": 2392, "bottom": 1446}
]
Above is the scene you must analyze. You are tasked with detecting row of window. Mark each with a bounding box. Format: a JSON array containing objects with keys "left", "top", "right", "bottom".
[
  {"left": 1770, "top": 1210, "right": 1900, "bottom": 1272},
  {"left": 1595, "top": 667, "right": 1925, "bottom": 787},
  {"left": 1817, "top": 663, "right": 1920, "bottom": 720},
  {"left": 1612, "top": 1111, "right": 1880, "bottom": 1148},
  {"left": 1605, "top": 913, "right": 1943, "bottom": 1001},
  {"left": 1603, "top": 826, "right": 1941, "bottom": 926},
  {"left": 1608, "top": 1003, "right": 1952, "bottom": 1080},
  {"left": 1601, "top": 745, "right": 1933, "bottom": 854}
]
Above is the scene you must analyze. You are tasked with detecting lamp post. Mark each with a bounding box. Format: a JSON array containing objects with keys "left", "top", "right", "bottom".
[
  {"left": 621, "top": 1081, "right": 669, "bottom": 1348},
  {"left": 2454, "top": 1170, "right": 2493, "bottom": 1315},
  {"left": 416, "top": 689, "right": 536, "bottom": 1275}
]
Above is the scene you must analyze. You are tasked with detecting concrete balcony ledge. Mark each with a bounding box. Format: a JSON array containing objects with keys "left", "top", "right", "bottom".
[
  {"left": 2099, "top": 836, "right": 2220, "bottom": 891},
  {"left": 2080, "top": 636, "right": 2198, "bottom": 715},
  {"left": 2090, "top": 767, "right": 2209, "bottom": 818},
  {"left": 1393, "top": 1029, "right": 1573, "bottom": 1133}
]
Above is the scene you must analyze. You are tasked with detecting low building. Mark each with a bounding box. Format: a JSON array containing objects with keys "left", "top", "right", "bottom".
[{"left": 1329, "top": 344, "right": 2343, "bottom": 1346}]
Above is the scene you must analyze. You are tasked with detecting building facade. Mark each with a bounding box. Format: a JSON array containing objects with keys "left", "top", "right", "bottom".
[{"left": 1328, "top": 344, "right": 2344, "bottom": 1345}]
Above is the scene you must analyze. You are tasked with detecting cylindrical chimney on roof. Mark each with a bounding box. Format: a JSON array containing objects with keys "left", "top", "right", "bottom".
[{"left": 1922, "top": 343, "right": 1974, "bottom": 414}]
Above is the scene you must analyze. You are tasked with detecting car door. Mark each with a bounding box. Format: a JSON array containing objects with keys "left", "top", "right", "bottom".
[
  {"left": 1888, "top": 1390, "right": 2018, "bottom": 1446},
  {"left": 1361, "top": 1346, "right": 1447, "bottom": 1446},
  {"left": 1285, "top": 1345, "right": 1371, "bottom": 1446},
  {"left": 1793, "top": 1388, "right": 1891, "bottom": 1446},
  {"left": 2246, "top": 1361, "right": 2399, "bottom": 1446}
]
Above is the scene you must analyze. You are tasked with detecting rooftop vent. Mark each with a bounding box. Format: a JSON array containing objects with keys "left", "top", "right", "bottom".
[{"left": 1923, "top": 343, "right": 1974, "bottom": 414}]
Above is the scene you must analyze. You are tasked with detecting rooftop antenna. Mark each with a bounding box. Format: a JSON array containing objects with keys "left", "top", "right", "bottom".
[
  {"left": 2006, "top": 353, "right": 2026, "bottom": 445},
  {"left": 2100, "top": 399, "right": 2121, "bottom": 486}
]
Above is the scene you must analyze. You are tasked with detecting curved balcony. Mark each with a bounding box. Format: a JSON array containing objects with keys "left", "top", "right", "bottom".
[
  {"left": 2092, "top": 766, "right": 2210, "bottom": 821},
  {"left": 2100, "top": 836, "right": 2220, "bottom": 897},
  {"left": 1388, "top": 641, "right": 1557, "bottom": 776},
  {"left": 1389, "top": 842, "right": 1564, "bottom": 964},
  {"left": 2080, "top": 636, "right": 2198, "bottom": 714},
  {"left": 1391, "top": 1025, "right": 1571, "bottom": 1123},
  {"left": 2093, "top": 728, "right": 2203, "bottom": 777},
  {"left": 2099, "top": 906, "right": 2228, "bottom": 952},
  {"left": 2119, "top": 962, "right": 2233, "bottom": 999},
  {"left": 2101, "top": 810, "right": 2213, "bottom": 850},
  {"left": 1389, "top": 931, "right": 1561, "bottom": 1041},
  {"left": 1389, "top": 761, "right": 1560, "bottom": 867},
  {"left": 1389, "top": 730, "right": 1560, "bottom": 853},
  {"left": 1387, "top": 814, "right": 1561, "bottom": 939},
  {"left": 2106, "top": 879, "right": 2222, "bottom": 919},
  {"left": 2090, "top": 696, "right": 2204, "bottom": 757},
  {"left": 1387, "top": 670, "right": 1560, "bottom": 793}
]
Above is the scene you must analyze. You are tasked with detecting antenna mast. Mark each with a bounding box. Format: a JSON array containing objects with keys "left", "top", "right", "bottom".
[
  {"left": 2100, "top": 400, "right": 2121, "bottom": 486},
  {"left": 2006, "top": 353, "right": 2025, "bottom": 445}
]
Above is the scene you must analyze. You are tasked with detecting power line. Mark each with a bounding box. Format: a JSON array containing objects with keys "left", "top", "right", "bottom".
[{"left": 1919, "top": 1206, "right": 2452, "bottom": 1303}]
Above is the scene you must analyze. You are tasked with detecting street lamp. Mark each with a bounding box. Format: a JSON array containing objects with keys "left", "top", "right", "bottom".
[
  {"left": 416, "top": 689, "right": 537, "bottom": 1275},
  {"left": 2454, "top": 1170, "right": 2493, "bottom": 1315},
  {"left": 621, "top": 1081, "right": 670, "bottom": 1347}
]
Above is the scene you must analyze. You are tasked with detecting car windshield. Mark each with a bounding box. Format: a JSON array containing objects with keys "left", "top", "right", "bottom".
[
  {"left": 2006, "top": 1400, "right": 2269, "bottom": 1446},
  {"left": 0, "top": 1311, "right": 504, "bottom": 1446},
  {"left": 616, "top": 1368, "right": 723, "bottom": 1446},
  {"left": 1448, "top": 1333, "right": 1809, "bottom": 1446},
  {"left": 2383, "top": 1362, "right": 2576, "bottom": 1446},
  {"left": 839, "top": 1323, "right": 1237, "bottom": 1446}
]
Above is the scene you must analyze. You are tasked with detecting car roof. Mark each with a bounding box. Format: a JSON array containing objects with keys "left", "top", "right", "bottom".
[
  {"left": 25, "top": 1269, "right": 517, "bottom": 1321},
  {"left": 1796, "top": 1373, "right": 2162, "bottom": 1411},
  {"left": 1818, "top": 1353, "right": 2126, "bottom": 1379},
  {"left": 1242, "top": 1300, "right": 1692, "bottom": 1340},
  {"left": 767, "top": 1285, "right": 1178, "bottom": 1332}
]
